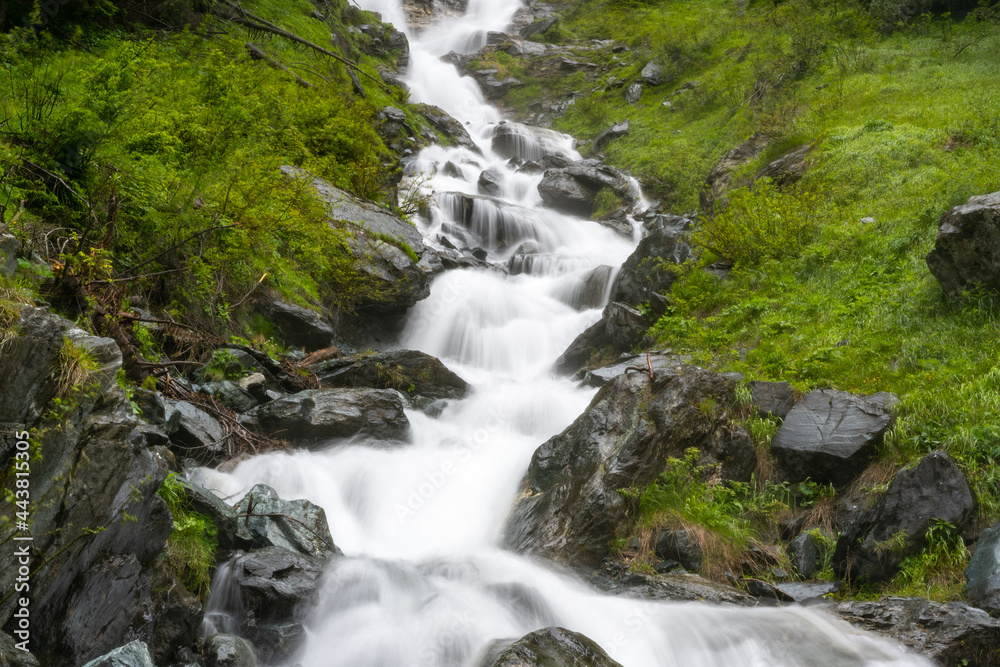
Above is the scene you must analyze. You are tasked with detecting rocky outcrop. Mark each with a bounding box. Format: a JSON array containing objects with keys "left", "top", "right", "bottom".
[
  {"left": 176, "top": 477, "right": 253, "bottom": 551},
  {"left": 755, "top": 144, "right": 812, "bottom": 186},
  {"left": 248, "top": 387, "right": 409, "bottom": 443},
  {"left": 538, "top": 159, "right": 637, "bottom": 218},
  {"left": 503, "top": 367, "right": 757, "bottom": 569},
  {"left": 234, "top": 484, "right": 339, "bottom": 559},
  {"left": 749, "top": 380, "right": 796, "bottom": 420},
  {"left": 834, "top": 451, "right": 976, "bottom": 582},
  {"left": 309, "top": 349, "right": 469, "bottom": 405},
  {"left": 770, "top": 389, "right": 899, "bottom": 485},
  {"left": 700, "top": 132, "right": 770, "bottom": 213},
  {"left": 163, "top": 399, "right": 225, "bottom": 463},
  {"left": 478, "top": 169, "right": 504, "bottom": 197},
  {"left": 966, "top": 521, "right": 1000, "bottom": 615},
  {"left": 258, "top": 298, "right": 336, "bottom": 351},
  {"left": 553, "top": 302, "right": 649, "bottom": 374},
  {"left": 925, "top": 191, "right": 1000, "bottom": 299},
  {"left": 492, "top": 122, "right": 570, "bottom": 162},
  {"left": 834, "top": 598, "right": 1000, "bottom": 666},
  {"left": 593, "top": 120, "right": 629, "bottom": 153},
  {"left": 591, "top": 564, "right": 755, "bottom": 606},
  {"left": 609, "top": 218, "right": 692, "bottom": 306},
  {"left": 0, "top": 630, "right": 40, "bottom": 666},
  {"left": 415, "top": 104, "right": 481, "bottom": 155},
  {"left": 403, "top": 0, "right": 468, "bottom": 30},
  {"left": 478, "top": 627, "right": 623, "bottom": 667},
  {"left": 575, "top": 352, "right": 686, "bottom": 388},
  {"left": 81, "top": 641, "right": 156, "bottom": 667},
  {"left": 0, "top": 226, "right": 20, "bottom": 277}
]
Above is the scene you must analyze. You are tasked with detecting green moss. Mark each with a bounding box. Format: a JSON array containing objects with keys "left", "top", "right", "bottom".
[{"left": 157, "top": 472, "right": 218, "bottom": 598}]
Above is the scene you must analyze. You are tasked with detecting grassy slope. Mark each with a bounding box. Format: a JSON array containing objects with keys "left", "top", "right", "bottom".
[{"left": 501, "top": 0, "right": 1000, "bottom": 598}]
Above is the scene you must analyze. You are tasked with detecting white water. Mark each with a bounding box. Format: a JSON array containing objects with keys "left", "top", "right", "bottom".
[{"left": 195, "top": 2, "right": 930, "bottom": 665}]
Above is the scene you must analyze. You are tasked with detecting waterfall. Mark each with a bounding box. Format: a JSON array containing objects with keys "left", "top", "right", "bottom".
[{"left": 195, "top": 1, "right": 930, "bottom": 665}]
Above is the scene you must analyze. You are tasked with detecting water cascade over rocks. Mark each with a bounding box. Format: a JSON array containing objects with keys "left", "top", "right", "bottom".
[{"left": 194, "top": 1, "right": 933, "bottom": 664}]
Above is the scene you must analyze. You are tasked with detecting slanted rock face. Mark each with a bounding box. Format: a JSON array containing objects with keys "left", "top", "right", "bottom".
[
  {"left": 967, "top": 522, "right": 1000, "bottom": 616},
  {"left": 834, "top": 451, "right": 976, "bottom": 582},
  {"left": 234, "top": 484, "right": 340, "bottom": 559},
  {"left": 502, "top": 367, "right": 756, "bottom": 569},
  {"left": 610, "top": 223, "right": 692, "bottom": 306},
  {"left": 700, "top": 132, "right": 770, "bottom": 213},
  {"left": 478, "top": 627, "right": 623, "bottom": 667},
  {"left": 258, "top": 299, "right": 336, "bottom": 351},
  {"left": 591, "top": 566, "right": 755, "bottom": 606},
  {"left": 835, "top": 598, "right": 1000, "bottom": 666},
  {"left": 538, "top": 169, "right": 596, "bottom": 217},
  {"left": 80, "top": 640, "right": 156, "bottom": 667},
  {"left": 553, "top": 302, "right": 649, "bottom": 374},
  {"left": 593, "top": 119, "right": 630, "bottom": 153},
  {"left": 770, "top": 389, "right": 899, "bottom": 485},
  {"left": 0, "top": 630, "right": 40, "bottom": 666},
  {"left": 749, "top": 380, "right": 796, "bottom": 420},
  {"left": 925, "top": 191, "right": 1000, "bottom": 299},
  {"left": 415, "top": 104, "right": 481, "bottom": 155},
  {"left": 309, "top": 349, "right": 469, "bottom": 403},
  {"left": 163, "top": 399, "right": 225, "bottom": 462},
  {"left": 249, "top": 387, "right": 409, "bottom": 443}
]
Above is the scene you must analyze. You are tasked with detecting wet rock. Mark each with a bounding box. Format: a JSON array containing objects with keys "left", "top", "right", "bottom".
[
  {"left": 787, "top": 531, "right": 820, "bottom": 578},
  {"left": 552, "top": 265, "right": 615, "bottom": 311},
  {"left": 0, "top": 307, "right": 72, "bottom": 429},
  {"left": 150, "top": 573, "right": 202, "bottom": 665},
  {"left": 538, "top": 169, "right": 595, "bottom": 217},
  {"left": 403, "top": 0, "right": 468, "bottom": 30},
  {"left": 565, "top": 160, "right": 635, "bottom": 203},
  {"left": 239, "top": 373, "right": 268, "bottom": 401},
  {"left": 441, "top": 161, "right": 464, "bottom": 179},
  {"left": 203, "top": 634, "right": 258, "bottom": 667},
  {"left": 575, "top": 352, "right": 685, "bottom": 388},
  {"left": 479, "top": 627, "right": 623, "bottom": 667},
  {"left": 478, "top": 169, "right": 504, "bottom": 197},
  {"left": 610, "top": 223, "right": 692, "bottom": 306},
  {"left": 477, "top": 71, "right": 524, "bottom": 100},
  {"left": 591, "top": 565, "right": 754, "bottom": 606},
  {"left": 925, "top": 191, "right": 1000, "bottom": 299},
  {"left": 249, "top": 387, "right": 409, "bottom": 443},
  {"left": 624, "top": 82, "right": 642, "bottom": 104},
  {"left": 749, "top": 380, "right": 796, "bottom": 420},
  {"left": 174, "top": 477, "right": 252, "bottom": 551},
  {"left": 163, "top": 400, "right": 225, "bottom": 461},
  {"left": 503, "top": 366, "right": 757, "bottom": 569},
  {"left": 755, "top": 144, "right": 812, "bottom": 186},
  {"left": 415, "top": 104, "right": 481, "bottom": 155},
  {"left": 835, "top": 451, "right": 976, "bottom": 581},
  {"left": 640, "top": 61, "right": 665, "bottom": 85},
  {"left": 772, "top": 580, "right": 841, "bottom": 603},
  {"left": 597, "top": 209, "right": 634, "bottom": 238},
  {"left": 553, "top": 302, "right": 649, "bottom": 374},
  {"left": 834, "top": 598, "right": 1000, "bottom": 666},
  {"left": 258, "top": 298, "right": 335, "bottom": 351},
  {"left": 0, "top": 631, "right": 40, "bottom": 666},
  {"left": 64, "top": 327, "right": 123, "bottom": 400},
  {"left": 377, "top": 106, "right": 408, "bottom": 141},
  {"left": 81, "top": 641, "right": 156, "bottom": 667},
  {"left": 770, "top": 389, "right": 899, "bottom": 485},
  {"left": 966, "top": 521, "right": 1000, "bottom": 615},
  {"left": 231, "top": 547, "right": 326, "bottom": 631},
  {"left": 593, "top": 120, "right": 630, "bottom": 153},
  {"left": 309, "top": 349, "right": 469, "bottom": 402},
  {"left": 234, "top": 484, "right": 339, "bottom": 559},
  {"left": 492, "top": 122, "right": 570, "bottom": 161},
  {"left": 199, "top": 381, "right": 258, "bottom": 414},
  {"left": 655, "top": 528, "right": 703, "bottom": 572}
]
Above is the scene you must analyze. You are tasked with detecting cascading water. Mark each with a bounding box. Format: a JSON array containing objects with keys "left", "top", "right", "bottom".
[{"left": 195, "top": 2, "right": 930, "bottom": 665}]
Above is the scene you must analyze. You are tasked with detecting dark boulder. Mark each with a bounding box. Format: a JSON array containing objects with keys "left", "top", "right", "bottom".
[
  {"left": 0, "top": 227, "right": 19, "bottom": 277},
  {"left": 0, "top": 307, "right": 71, "bottom": 429},
  {"left": 174, "top": 477, "right": 252, "bottom": 551},
  {"left": 925, "top": 191, "right": 1000, "bottom": 299},
  {"left": 770, "top": 389, "right": 899, "bottom": 485},
  {"left": 538, "top": 169, "right": 595, "bottom": 217},
  {"left": 248, "top": 387, "right": 409, "bottom": 443},
  {"left": 966, "top": 521, "right": 1000, "bottom": 615},
  {"left": 553, "top": 302, "right": 649, "bottom": 374},
  {"left": 503, "top": 366, "right": 757, "bottom": 569},
  {"left": 203, "top": 634, "right": 258, "bottom": 667},
  {"left": 593, "top": 120, "right": 630, "bottom": 153},
  {"left": 416, "top": 104, "right": 481, "bottom": 155},
  {"left": 834, "top": 451, "right": 976, "bottom": 581},
  {"left": 376, "top": 106, "right": 408, "bottom": 142},
  {"left": 150, "top": 573, "right": 202, "bottom": 665},
  {"left": 310, "top": 349, "right": 468, "bottom": 403},
  {"left": 493, "top": 122, "right": 570, "bottom": 162},
  {"left": 787, "top": 531, "right": 821, "bottom": 578},
  {"left": 749, "top": 380, "right": 796, "bottom": 420},
  {"left": 610, "top": 224, "right": 692, "bottom": 306},
  {"left": 519, "top": 16, "right": 557, "bottom": 39},
  {"left": 772, "top": 580, "right": 841, "bottom": 604},
  {"left": 654, "top": 528, "right": 703, "bottom": 572},
  {"left": 199, "top": 381, "right": 258, "bottom": 414},
  {"left": 478, "top": 169, "right": 504, "bottom": 197},
  {"left": 552, "top": 265, "right": 615, "bottom": 311},
  {"left": 234, "top": 484, "right": 339, "bottom": 559},
  {"left": 80, "top": 641, "right": 156, "bottom": 667},
  {"left": 258, "top": 299, "right": 335, "bottom": 351},
  {"left": 834, "top": 598, "right": 1000, "bottom": 666},
  {"left": 163, "top": 400, "right": 225, "bottom": 462},
  {"left": 640, "top": 61, "right": 665, "bottom": 86},
  {"left": 478, "top": 627, "right": 622, "bottom": 667}
]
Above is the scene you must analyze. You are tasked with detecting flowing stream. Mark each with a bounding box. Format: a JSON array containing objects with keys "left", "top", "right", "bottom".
[{"left": 196, "top": 2, "right": 930, "bottom": 664}]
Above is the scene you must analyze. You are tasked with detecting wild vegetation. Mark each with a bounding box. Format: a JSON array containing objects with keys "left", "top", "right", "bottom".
[{"left": 485, "top": 0, "right": 1000, "bottom": 599}]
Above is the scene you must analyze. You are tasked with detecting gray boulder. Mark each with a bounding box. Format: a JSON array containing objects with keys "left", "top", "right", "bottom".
[
  {"left": 926, "top": 191, "right": 1000, "bottom": 299},
  {"left": 835, "top": 598, "right": 1000, "bottom": 666},
  {"left": 234, "top": 484, "right": 339, "bottom": 559},
  {"left": 624, "top": 82, "right": 642, "bottom": 104},
  {"left": 203, "top": 634, "right": 258, "bottom": 667},
  {"left": 700, "top": 132, "right": 770, "bottom": 213},
  {"left": 967, "top": 521, "right": 1000, "bottom": 615},
  {"left": 593, "top": 120, "right": 630, "bottom": 153},
  {"left": 478, "top": 169, "right": 504, "bottom": 197},
  {"left": 503, "top": 366, "right": 757, "bottom": 569},
  {"left": 258, "top": 299, "right": 335, "bottom": 351},
  {"left": 654, "top": 528, "right": 703, "bottom": 572},
  {"left": 552, "top": 265, "right": 615, "bottom": 311},
  {"left": 0, "top": 630, "right": 40, "bottom": 666},
  {"left": 163, "top": 400, "right": 225, "bottom": 462},
  {"left": 755, "top": 144, "right": 812, "bottom": 186},
  {"left": 493, "top": 122, "right": 569, "bottom": 162},
  {"left": 787, "top": 531, "right": 821, "bottom": 578},
  {"left": 538, "top": 169, "right": 596, "bottom": 217},
  {"left": 770, "top": 389, "right": 899, "bottom": 485},
  {"left": 749, "top": 380, "right": 796, "bottom": 420},
  {"left": 81, "top": 641, "right": 156, "bottom": 667},
  {"left": 640, "top": 61, "right": 665, "bottom": 86},
  {"left": 575, "top": 352, "right": 685, "bottom": 388},
  {"left": 553, "top": 302, "right": 650, "bottom": 374},
  {"left": 199, "top": 381, "right": 258, "bottom": 414},
  {"left": 310, "top": 349, "right": 468, "bottom": 402},
  {"left": 249, "top": 387, "right": 409, "bottom": 443},
  {"left": 416, "top": 104, "right": 481, "bottom": 155},
  {"left": 834, "top": 451, "right": 976, "bottom": 581},
  {"left": 610, "top": 224, "right": 692, "bottom": 306},
  {"left": 479, "top": 627, "right": 622, "bottom": 667},
  {"left": 519, "top": 16, "right": 557, "bottom": 38}
]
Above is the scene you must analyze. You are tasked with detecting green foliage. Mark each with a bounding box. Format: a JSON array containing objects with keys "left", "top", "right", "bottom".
[
  {"left": 157, "top": 472, "right": 218, "bottom": 598},
  {"left": 201, "top": 348, "right": 246, "bottom": 382}
]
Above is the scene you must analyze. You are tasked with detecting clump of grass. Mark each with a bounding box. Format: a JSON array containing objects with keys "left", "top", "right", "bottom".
[{"left": 157, "top": 472, "right": 219, "bottom": 599}]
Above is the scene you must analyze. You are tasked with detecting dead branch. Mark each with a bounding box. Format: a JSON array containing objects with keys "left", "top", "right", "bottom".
[{"left": 246, "top": 43, "right": 314, "bottom": 88}]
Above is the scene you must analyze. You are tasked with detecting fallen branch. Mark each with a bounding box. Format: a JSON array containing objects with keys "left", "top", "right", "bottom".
[
  {"left": 624, "top": 353, "right": 655, "bottom": 381},
  {"left": 246, "top": 43, "right": 314, "bottom": 88}
]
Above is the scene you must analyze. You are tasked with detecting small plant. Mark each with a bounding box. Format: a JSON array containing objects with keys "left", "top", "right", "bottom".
[
  {"left": 157, "top": 473, "right": 218, "bottom": 598},
  {"left": 201, "top": 348, "right": 246, "bottom": 382}
]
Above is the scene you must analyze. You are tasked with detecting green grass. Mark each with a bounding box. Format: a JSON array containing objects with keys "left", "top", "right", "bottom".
[{"left": 157, "top": 472, "right": 219, "bottom": 598}]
